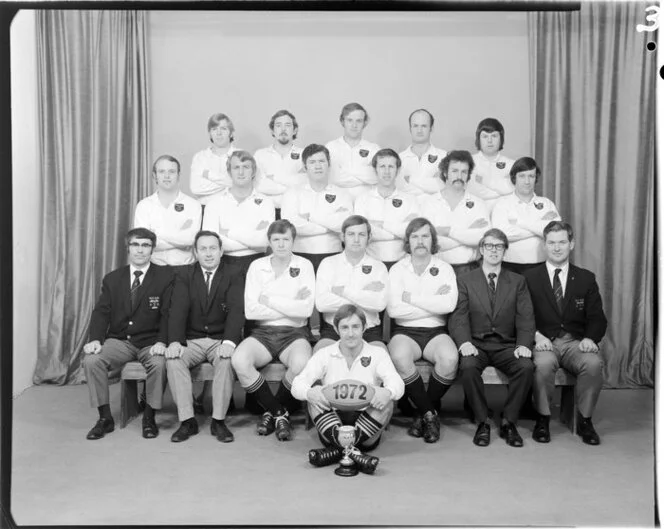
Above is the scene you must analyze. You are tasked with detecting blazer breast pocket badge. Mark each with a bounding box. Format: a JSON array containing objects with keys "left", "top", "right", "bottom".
[
  {"left": 574, "top": 298, "right": 585, "bottom": 310},
  {"left": 220, "top": 302, "right": 228, "bottom": 313},
  {"left": 148, "top": 296, "right": 160, "bottom": 310}
]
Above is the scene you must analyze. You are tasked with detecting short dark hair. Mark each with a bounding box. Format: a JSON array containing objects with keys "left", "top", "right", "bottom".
[
  {"left": 509, "top": 156, "right": 541, "bottom": 185},
  {"left": 207, "top": 113, "right": 235, "bottom": 143},
  {"left": 269, "top": 109, "right": 298, "bottom": 140},
  {"left": 408, "top": 108, "right": 434, "bottom": 127},
  {"left": 194, "top": 230, "right": 222, "bottom": 249},
  {"left": 479, "top": 228, "right": 509, "bottom": 250},
  {"left": 267, "top": 219, "right": 297, "bottom": 240},
  {"left": 371, "top": 148, "right": 402, "bottom": 170},
  {"left": 333, "top": 303, "right": 367, "bottom": 331},
  {"left": 126, "top": 227, "right": 156, "bottom": 247},
  {"left": 404, "top": 217, "right": 439, "bottom": 255},
  {"left": 543, "top": 221, "right": 574, "bottom": 242},
  {"left": 475, "top": 117, "right": 505, "bottom": 151},
  {"left": 302, "top": 144, "right": 331, "bottom": 165},
  {"left": 341, "top": 214, "right": 371, "bottom": 239},
  {"left": 152, "top": 154, "right": 181, "bottom": 175},
  {"left": 339, "top": 102, "right": 369, "bottom": 124},
  {"left": 438, "top": 150, "right": 475, "bottom": 182},
  {"left": 226, "top": 150, "right": 257, "bottom": 178}
]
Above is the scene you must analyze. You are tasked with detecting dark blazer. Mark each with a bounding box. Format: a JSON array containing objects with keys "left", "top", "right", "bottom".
[
  {"left": 449, "top": 267, "right": 535, "bottom": 349},
  {"left": 168, "top": 263, "right": 245, "bottom": 345},
  {"left": 524, "top": 263, "right": 607, "bottom": 343},
  {"left": 88, "top": 264, "right": 175, "bottom": 348}
]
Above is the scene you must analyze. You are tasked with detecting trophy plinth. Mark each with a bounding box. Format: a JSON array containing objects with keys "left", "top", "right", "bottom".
[{"left": 334, "top": 425, "right": 359, "bottom": 477}]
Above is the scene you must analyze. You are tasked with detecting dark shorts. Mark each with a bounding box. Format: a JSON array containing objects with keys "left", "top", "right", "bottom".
[
  {"left": 320, "top": 319, "right": 384, "bottom": 344},
  {"left": 294, "top": 252, "right": 339, "bottom": 274},
  {"left": 452, "top": 261, "right": 480, "bottom": 278},
  {"left": 250, "top": 325, "right": 312, "bottom": 359},
  {"left": 502, "top": 261, "right": 543, "bottom": 276},
  {"left": 391, "top": 325, "right": 449, "bottom": 352}
]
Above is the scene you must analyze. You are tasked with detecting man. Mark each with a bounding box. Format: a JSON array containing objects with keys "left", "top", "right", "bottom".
[
  {"left": 421, "top": 150, "right": 491, "bottom": 278},
  {"left": 291, "top": 304, "right": 405, "bottom": 471},
  {"left": 354, "top": 148, "right": 419, "bottom": 268},
  {"left": 202, "top": 150, "right": 275, "bottom": 277},
  {"left": 133, "top": 155, "right": 202, "bottom": 267},
  {"left": 83, "top": 228, "right": 174, "bottom": 440},
  {"left": 449, "top": 228, "right": 535, "bottom": 447},
  {"left": 397, "top": 109, "right": 448, "bottom": 202},
  {"left": 165, "top": 230, "right": 245, "bottom": 443},
  {"left": 254, "top": 109, "right": 307, "bottom": 217},
  {"left": 315, "top": 215, "right": 389, "bottom": 352},
  {"left": 231, "top": 220, "right": 315, "bottom": 441},
  {"left": 326, "top": 102, "right": 381, "bottom": 200},
  {"left": 281, "top": 143, "right": 353, "bottom": 273},
  {"left": 524, "top": 221, "right": 607, "bottom": 445},
  {"left": 387, "top": 217, "right": 459, "bottom": 443}
]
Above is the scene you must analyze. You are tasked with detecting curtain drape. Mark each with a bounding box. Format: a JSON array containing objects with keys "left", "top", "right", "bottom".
[
  {"left": 528, "top": 2, "right": 655, "bottom": 387},
  {"left": 34, "top": 11, "right": 150, "bottom": 384}
]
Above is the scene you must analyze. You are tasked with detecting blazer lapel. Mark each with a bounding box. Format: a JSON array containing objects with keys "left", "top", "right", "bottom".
[
  {"left": 561, "top": 266, "right": 576, "bottom": 313},
  {"left": 540, "top": 265, "right": 561, "bottom": 315},
  {"left": 122, "top": 266, "right": 132, "bottom": 315},
  {"left": 131, "top": 266, "right": 153, "bottom": 315},
  {"left": 195, "top": 267, "right": 208, "bottom": 314},
  {"left": 469, "top": 269, "right": 493, "bottom": 317},
  {"left": 492, "top": 270, "right": 510, "bottom": 318},
  {"left": 206, "top": 268, "right": 224, "bottom": 312}
]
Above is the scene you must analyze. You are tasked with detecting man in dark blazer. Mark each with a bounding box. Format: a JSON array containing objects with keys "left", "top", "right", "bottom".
[
  {"left": 449, "top": 228, "right": 536, "bottom": 447},
  {"left": 165, "top": 230, "right": 245, "bottom": 443},
  {"left": 83, "top": 228, "right": 174, "bottom": 440},
  {"left": 524, "top": 221, "right": 607, "bottom": 445}
]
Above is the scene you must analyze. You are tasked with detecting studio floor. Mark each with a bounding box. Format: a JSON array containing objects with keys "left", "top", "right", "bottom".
[{"left": 9, "top": 383, "right": 655, "bottom": 527}]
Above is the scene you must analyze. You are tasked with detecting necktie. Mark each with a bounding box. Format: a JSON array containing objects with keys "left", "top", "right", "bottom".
[
  {"left": 488, "top": 272, "right": 497, "bottom": 309},
  {"left": 205, "top": 271, "right": 212, "bottom": 294},
  {"left": 131, "top": 270, "right": 143, "bottom": 310},
  {"left": 553, "top": 268, "right": 563, "bottom": 311}
]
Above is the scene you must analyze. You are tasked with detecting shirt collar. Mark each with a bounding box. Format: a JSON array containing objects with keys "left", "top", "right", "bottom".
[
  {"left": 130, "top": 263, "right": 150, "bottom": 277},
  {"left": 200, "top": 264, "right": 219, "bottom": 276},
  {"left": 545, "top": 261, "right": 569, "bottom": 276}
]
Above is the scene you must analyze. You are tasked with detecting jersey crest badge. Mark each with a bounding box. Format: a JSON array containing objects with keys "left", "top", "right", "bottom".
[
  {"left": 360, "top": 356, "right": 371, "bottom": 367},
  {"left": 362, "top": 265, "right": 372, "bottom": 274},
  {"left": 534, "top": 202, "right": 544, "bottom": 210},
  {"left": 325, "top": 194, "right": 336, "bottom": 203},
  {"left": 392, "top": 198, "right": 402, "bottom": 208},
  {"left": 496, "top": 161, "right": 506, "bottom": 169},
  {"left": 174, "top": 203, "right": 184, "bottom": 212},
  {"left": 290, "top": 152, "right": 300, "bottom": 160},
  {"left": 254, "top": 198, "right": 263, "bottom": 205},
  {"left": 466, "top": 200, "right": 474, "bottom": 209},
  {"left": 428, "top": 154, "right": 438, "bottom": 164},
  {"left": 289, "top": 267, "right": 300, "bottom": 277},
  {"left": 359, "top": 149, "right": 369, "bottom": 158},
  {"left": 430, "top": 267, "right": 439, "bottom": 276}
]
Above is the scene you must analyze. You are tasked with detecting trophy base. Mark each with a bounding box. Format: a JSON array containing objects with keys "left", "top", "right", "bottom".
[{"left": 334, "top": 464, "right": 359, "bottom": 477}]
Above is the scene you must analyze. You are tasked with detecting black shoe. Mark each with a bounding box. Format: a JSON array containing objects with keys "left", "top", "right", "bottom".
[
  {"left": 422, "top": 410, "right": 441, "bottom": 443},
  {"left": 170, "top": 419, "right": 199, "bottom": 443},
  {"left": 256, "top": 412, "right": 276, "bottom": 436},
  {"left": 308, "top": 446, "right": 343, "bottom": 467},
  {"left": 86, "top": 417, "right": 115, "bottom": 440},
  {"left": 193, "top": 394, "right": 205, "bottom": 415},
  {"left": 407, "top": 416, "right": 424, "bottom": 438},
  {"left": 348, "top": 449, "right": 380, "bottom": 474},
  {"left": 473, "top": 421, "right": 491, "bottom": 447},
  {"left": 499, "top": 421, "right": 524, "bottom": 447},
  {"left": 275, "top": 412, "right": 293, "bottom": 441},
  {"left": 577, "top": 417, "right": 600, "bottom": 445},
  {"left": 211, "top": 420, "right": 234, "bottom": 443},
  {"left": 142, "top": 416, "right": 159, "bottom": 439},
  {"left": 532, "top": 415, "right": 551, "bottom": 443}
]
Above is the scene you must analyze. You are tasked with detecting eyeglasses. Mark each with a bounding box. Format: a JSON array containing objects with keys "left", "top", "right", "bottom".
[
  {"left": 483, "top": 243, "right": 505, "bottom": 251},
  {"left": 129, "top": 242, "right": 153, "bottom": 249}
]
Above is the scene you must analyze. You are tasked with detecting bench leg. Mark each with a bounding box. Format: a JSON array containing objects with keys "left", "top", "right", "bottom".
[
  {"left": 559, "top": 385, "right": 576, "bottom": 433},
  {"left": 120, "top": 379, "right": 141, "bottom": 428}
]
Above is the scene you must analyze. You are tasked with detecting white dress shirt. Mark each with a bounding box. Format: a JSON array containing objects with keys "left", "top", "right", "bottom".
[{"left": 546, "top": 261, "right": 570, "bottom": 296}]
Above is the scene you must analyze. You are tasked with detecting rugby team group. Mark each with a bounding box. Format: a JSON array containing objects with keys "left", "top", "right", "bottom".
[{"left": 82, "top": 103, "right": 608, "bottom": 472}]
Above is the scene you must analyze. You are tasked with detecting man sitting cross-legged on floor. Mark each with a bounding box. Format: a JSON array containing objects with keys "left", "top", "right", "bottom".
[
  {"left": 291, "top": 304, "right": 405, "bottom": 472},
  {"left": 165, "top": 230, "right": 245, "bottom": 443},
  {"left": 231, "top": 219, "right": 315, "bottom": 441}
]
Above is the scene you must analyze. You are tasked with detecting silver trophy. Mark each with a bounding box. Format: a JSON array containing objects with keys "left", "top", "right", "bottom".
[{"left": 334, "top": 425, "right": 359, "bottom": 477}]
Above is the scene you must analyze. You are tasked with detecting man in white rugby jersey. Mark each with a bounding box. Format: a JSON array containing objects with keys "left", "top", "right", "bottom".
[
  {"left": 254, "top": 109, "right": 306, "bottom": 219},
  {"left": 326, "top": 102, "right": 381, "bottom": 200},
  {"left": 387, "top": 217, "right": 459, "bottom": 444},
  {"left": 231, "top": 220, "right": 315, "bottom": 441}
]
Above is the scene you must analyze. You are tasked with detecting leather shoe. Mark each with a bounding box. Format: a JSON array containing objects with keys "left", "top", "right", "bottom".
[
  {"left": 142, "top": 416, "right": 159, "bottom": 439},
  {"left": 532, "top": 415, "right": 551, "bottom": 443},
  {"left": 171, "top": 419, "right": 198, "bottom": 442},
  {"left": 211, "top": 420, "right": 234, "bottom": 443},
  {"left": 577, "top": 417, "right": 600, "bottom": 445},
  {"left": 407, "top": 416, "right": 423, "bottom": 438},
  {"left": 348, "top": 448, "right": 380, "bottom": 474},
  {"left": 422, "top": 410, "right": 441, "bottom": 443},
  {"left": 500, "top": 421, "right": 524, "bottom": 447},
  {"left": 256, "top": 412, "right": 276, "bottom": 436},
  {"left": 275, "top": 412, "right": 293, "bottom": 441},
  {"left": 473, "top": 421, "right": 491, "bottom": 446},
  {"left": 308, "top": 446, "right": 343, "bottom": 467},
  {"left": 86, "top": 417, "right": 115, "bottom": 440}
]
